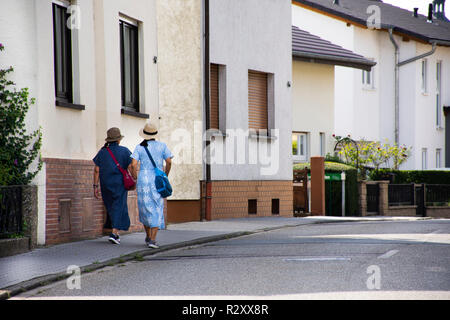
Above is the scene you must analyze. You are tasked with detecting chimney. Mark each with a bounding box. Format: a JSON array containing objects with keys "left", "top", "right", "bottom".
[
  {"left": 428, "top": 3, "right": 433, "bottom": 22},
  {"left": 413, "top": 8, "right": 419, "bottom": 17},
  {"left": 433, "top": 0, "right": 449, "bottom": 22}
]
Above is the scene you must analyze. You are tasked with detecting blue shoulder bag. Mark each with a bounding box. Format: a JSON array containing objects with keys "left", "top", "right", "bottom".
[{"left": 143, "top": 146, "right": 173, "bottom": 198}]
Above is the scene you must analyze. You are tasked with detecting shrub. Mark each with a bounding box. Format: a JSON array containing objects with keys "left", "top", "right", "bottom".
[
  {"left": 293, "top": 161, "right": 355, "bottom": 172},
  {"left": 370, "top": 169, "right": 450, "bottom": 184},
  {"left": 0, "top": 44, "right": 42, "bottom": 185}
]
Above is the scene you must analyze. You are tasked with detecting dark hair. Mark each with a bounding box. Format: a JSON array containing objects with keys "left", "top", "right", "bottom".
[
  {"left": 140, "top": 139, "right": 155, "bottom": 147},
  {"left": 103, "top": 141, "right": 118, "bottom": 149}
]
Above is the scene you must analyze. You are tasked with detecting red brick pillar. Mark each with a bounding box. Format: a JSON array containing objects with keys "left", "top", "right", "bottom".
[{"left": 310, "top": 156, "right": 325, "bottom": 216}]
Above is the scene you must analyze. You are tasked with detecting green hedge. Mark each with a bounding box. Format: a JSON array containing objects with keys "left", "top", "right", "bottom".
[
  {"left": 293, "top": 162, "right": 359, "bottom": 216},
  {"left": 369, "top": 169, "right": 450, "bottom": 184}
]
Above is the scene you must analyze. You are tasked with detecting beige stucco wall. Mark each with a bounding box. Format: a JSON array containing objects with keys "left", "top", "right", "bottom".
[
  {"left": 292, "top": 60, "right": 335, "bottom": 161},
  {"left": 156, "top": 0, "right": 203, "bottom": 200}
]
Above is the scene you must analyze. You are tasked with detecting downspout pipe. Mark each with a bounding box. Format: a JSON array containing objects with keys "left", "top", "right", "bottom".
[
  {"left": 388, "top": 28, "right": 437, "bottom": 147},
  {"left": 398, "top": 42, "right": 437, "bottom": 67},
  {"left": 388, "top": 28, "right": 399, "bottom": 146},
  {"left": 203, "top": 0, "right": 211, "bottom": 221}
]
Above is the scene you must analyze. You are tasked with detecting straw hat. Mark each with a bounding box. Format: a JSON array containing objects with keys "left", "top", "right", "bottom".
[
  {"left": 139, "top": 123, "right": 159, "bottom": 140},
  {"left": 105, "top": 127, "right": 124, "bottom": 142}
]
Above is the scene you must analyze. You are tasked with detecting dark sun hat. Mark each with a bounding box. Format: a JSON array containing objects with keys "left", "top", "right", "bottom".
[{"left": 105, "top": 127, "right": 124, "bottom": 142}]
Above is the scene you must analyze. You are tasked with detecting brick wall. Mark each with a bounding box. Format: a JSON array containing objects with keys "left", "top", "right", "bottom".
[
  {"left": 44, "top": 158, "right": 143, "bottom": 245},
  {"left": 206, "top": 180, "right": 293, "bottom": 219}
]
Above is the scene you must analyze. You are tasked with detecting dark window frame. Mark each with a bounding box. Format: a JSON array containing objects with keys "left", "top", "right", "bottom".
[
  {"left": 120, "top": 20, "right": 140, "bottom": 112},
  {"left": 53, "top": 3, "right": 73, "bottom": 104}
]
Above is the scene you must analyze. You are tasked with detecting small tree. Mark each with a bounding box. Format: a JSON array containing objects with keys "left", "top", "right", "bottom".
[
  {"left": 333, "top": 134, "right": 411, "bottom": 173},
  {"left": 0, "top": 43, "right": 42, "bottom": 185}
]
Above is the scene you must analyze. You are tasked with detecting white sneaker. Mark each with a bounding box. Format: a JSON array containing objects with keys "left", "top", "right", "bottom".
[
  {"left": 148, "top": 240, "right": 159, "bottom": 249},
  {"left": 108, "top": 233, "right": 120, "bottom": 245}
]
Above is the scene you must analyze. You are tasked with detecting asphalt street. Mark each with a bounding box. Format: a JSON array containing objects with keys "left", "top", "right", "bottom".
[{"left": 14, "top": 219, "right": 450, "bottom": 299}]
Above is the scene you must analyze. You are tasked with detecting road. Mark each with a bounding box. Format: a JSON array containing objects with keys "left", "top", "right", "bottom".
[{"left": 14, "top": 219, "right": 450, "bottom": 299}]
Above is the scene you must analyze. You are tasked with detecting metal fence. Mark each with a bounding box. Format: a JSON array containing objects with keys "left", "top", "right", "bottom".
[
  {"left": 388, "top": 184, "right": 450, "bottom": 207},
  {"left": 388, "top": 184, "right": 415, "bottom": 206},
  {"left": 426, "top": 184, "right": 450, "bottom": 206},
  {"left": 0, "top": 186, "right": 23, "bottom": 239}
]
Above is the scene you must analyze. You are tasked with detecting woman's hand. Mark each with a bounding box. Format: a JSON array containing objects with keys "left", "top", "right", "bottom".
[
  {"left": 93, "top": 166, "right": 100, "bottom": 199},
  {"left": 130, "top": 159, "right": 139, "bottom": 180},
  {"left": 94, "top": 185, "right": 100, "bottom": 199}
]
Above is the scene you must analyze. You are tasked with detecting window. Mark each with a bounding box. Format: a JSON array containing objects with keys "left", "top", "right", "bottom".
[
  {"left": 53, "top": 3, "right": 73, "bottom": 103},
  {"left": 292, "top": 132, "right": 308, "bottom": 162},
  {"left": 248, "top": 70, "right": 268, "bottom": 131},
  {"left": 421, "top": 59, "right": 427, "bottom": 93},
  {"left": 319, "top": 132, "right": 326, "bottom": 157},
  {"left": 120, "top": 19, "right": 139, "bottom": 111},
  {"left": 436, "top": 61, "right": 442, "bottom": 128},
  {"left": 436, "top": 149, "right": 441, "bottom": 168},
  {"left": 362, "top": 66, "right": 374, "bottom": 89},
  {"left": 422, "top": 148, "right": 428, "bottom": 170}
]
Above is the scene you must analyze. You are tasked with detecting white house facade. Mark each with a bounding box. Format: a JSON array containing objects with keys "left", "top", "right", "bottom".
[
  {"left": 293, "top": 0, "right": 450, "bottom": 170},
  {"left": 0, "top": 0, "right": 159, "bottom": 245},
  {"left": 205, "top": 0, "right": 294, "bottom": 219},
  {"left": 291, "top": 26, "right": 375, "bottom": 164}
]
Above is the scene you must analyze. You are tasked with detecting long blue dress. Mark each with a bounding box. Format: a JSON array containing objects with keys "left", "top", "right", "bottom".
[
  {"left": 93, "top": 142, "right": 132, "bottom": 231},
  {"left": 131, "top": 140, "right": 173, "bottom": 230}
]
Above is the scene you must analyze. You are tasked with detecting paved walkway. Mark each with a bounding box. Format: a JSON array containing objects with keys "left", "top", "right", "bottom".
[{"left": 0, "top": 216, "right": 429, "bottom": 298}]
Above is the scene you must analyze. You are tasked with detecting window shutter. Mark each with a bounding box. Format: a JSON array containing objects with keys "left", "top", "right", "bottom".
[
  {"left": 248, "top": 70, "right": 268, "bottom": 130},
  {"left": 210, "top": 64, "right": 219, "bottom": 130}
]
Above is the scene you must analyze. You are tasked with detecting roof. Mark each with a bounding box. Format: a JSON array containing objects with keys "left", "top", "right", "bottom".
[
  {"left": 292, "top": 26, "right": 376, "bottom": 71},
  {"left": 293, "top": 0, "right": 450, "bottom": 46}
]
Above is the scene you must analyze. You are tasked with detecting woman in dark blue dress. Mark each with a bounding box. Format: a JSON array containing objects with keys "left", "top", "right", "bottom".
[{"left": 93, "top": 127, "right": 132, "bottom": 244}]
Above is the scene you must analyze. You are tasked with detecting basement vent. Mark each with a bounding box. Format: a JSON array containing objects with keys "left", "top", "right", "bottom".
[
  {"left": 272, "top": 199, "right": 280, "bottom": 215},
  {"left": 248, "top": 199, "right": 257, "bottom": 215},
  {"left": 59, "top": 199, "right": 72, "bottom": 233}
]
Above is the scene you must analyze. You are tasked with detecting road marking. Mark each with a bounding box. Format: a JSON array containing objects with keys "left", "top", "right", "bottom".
[
  {"left": 377, "top": 250, "right": 399, "bottom": 259},
  {"left": 283, "top": 257, "right": 351, "bottom": 262}
]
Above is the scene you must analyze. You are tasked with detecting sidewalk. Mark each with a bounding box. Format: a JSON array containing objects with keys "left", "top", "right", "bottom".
[{"left": 0, "top": 215, "right": 430, "bottom": 299}]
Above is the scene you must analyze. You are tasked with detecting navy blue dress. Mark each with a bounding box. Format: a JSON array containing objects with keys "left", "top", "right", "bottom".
[{"left": 93, "top": 142, "right": 132, "bottom": 231}]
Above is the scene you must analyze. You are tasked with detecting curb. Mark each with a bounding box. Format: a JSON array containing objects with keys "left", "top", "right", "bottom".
[
  {"left": 0, "top": 290, "right": 10, "bottom": 300},
  {"left": 0, "top": 216, "right": 432, "bottom": 299}
]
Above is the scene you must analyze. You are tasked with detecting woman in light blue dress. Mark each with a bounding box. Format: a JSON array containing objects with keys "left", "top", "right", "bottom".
[{"left": 130, "top": 123, "right": 173, "bottom": 248}]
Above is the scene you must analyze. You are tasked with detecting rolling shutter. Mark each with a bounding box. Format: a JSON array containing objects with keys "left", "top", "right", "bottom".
[
  {"left": 210, "top": 64, "right": 219, "bottom": 130},
  {"left": 248, "top": 70, "right": 268, "bottom": 130}
]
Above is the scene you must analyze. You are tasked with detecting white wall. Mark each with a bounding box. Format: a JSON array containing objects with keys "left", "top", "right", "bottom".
[
  {"left": 93, "top": 0, "right": 159, "bottom": 153},
  {"left": 209, "top": 0, "right": 293, "bottom": 180},
  {"left": 292, "top": 61, "right": 335, "bottom": 161},
  {"left": 352, "top": 27, "right": 381, "bottom": 142},
  {"left": 412, "top": 44, "right": 450, "bottom": 169}
]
